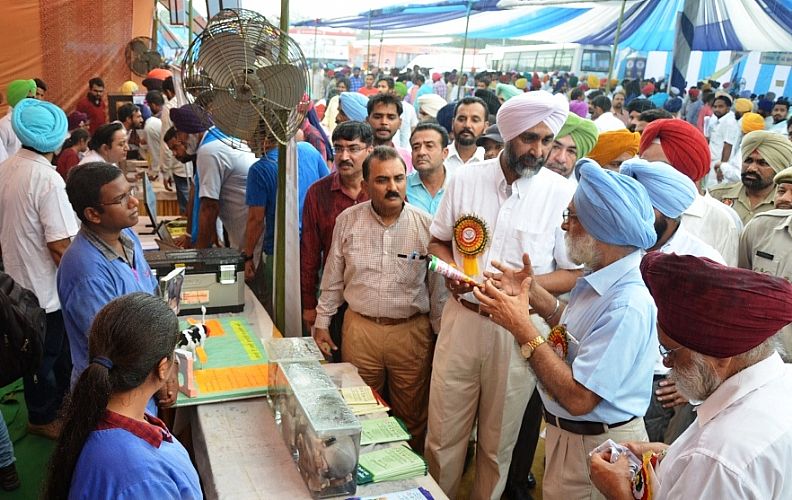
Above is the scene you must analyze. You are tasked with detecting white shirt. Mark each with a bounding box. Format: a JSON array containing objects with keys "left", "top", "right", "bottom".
[
  {"left": 431, "top": 156, "right": 578, "bottom": 295},
  {"left": 0, "top": 138, "right": 7, "bottom": 164},
  {"left": 657, "top": 352, "right": 792, "bottom": 499},
  {"left": 159, "top": 96, "right": 188, "bottom": 178},
  {"left": 593, "top": 111, "right": 627, "bottom": 133},
  {"left": 196, "top": 135, "right": 254, "bottom": 249},
  {"left": 443, "top": 141, "right": 485, "bottom": 176},
  {"left": 0, "top": 150, "right": 79, "bottom": 312},
  {"left": 680, "top": 193, "right": 741, "bottom": 266},
  {"left": 392, "top": 101, "right": 420, "bottom": 149},
  {"left": 768, "top": 119, "right": 788, "bottom": 135},
  {"left": 705, "top": 111, "right": 740, "bottom": 188},
  {"left": 78, "top": 149, "right": 108, "bottom": 165},
  {"left": 143, "top": 115, "right": 162, "bottom": 171},
  {"left": 0, "top": 111, "right": 21, "bottom": 158}
]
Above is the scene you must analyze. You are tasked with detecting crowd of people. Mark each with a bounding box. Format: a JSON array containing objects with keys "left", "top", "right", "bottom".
[{"left": 0, "top": 60, "right": 791, "bottom": 500}]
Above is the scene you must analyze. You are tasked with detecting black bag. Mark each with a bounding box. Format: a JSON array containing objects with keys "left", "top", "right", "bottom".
[{"left": 0, "top": 271, "right": 46, "bottom": 386}]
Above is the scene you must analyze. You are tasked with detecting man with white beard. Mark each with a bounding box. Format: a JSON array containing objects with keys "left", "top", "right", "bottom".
[
  {"left": 475, "top": 159, "right": 659, "bottom": 500},
  {"left": 590, "top": 252, "right": 792, "bottom": 500}
]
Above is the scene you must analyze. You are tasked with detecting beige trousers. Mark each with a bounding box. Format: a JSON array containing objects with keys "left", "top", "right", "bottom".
[
  {"left": 342, "top": 309, "right": 434, "bottom": 452},
  {"left": 425, "top": 299, "right": 547, "bottom": 500},
  {"left": 543, "top": 417, "right": 648, "bottom": 500}
]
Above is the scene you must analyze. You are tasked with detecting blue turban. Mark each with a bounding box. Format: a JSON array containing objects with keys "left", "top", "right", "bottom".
[
  {"left": 619, "top": 158, "right": 697, "bottom": 218},
  {"left": 11, "top": 98, "right": 67, "bottom": 153},
  {"left": 573, "top": 159, "right": 656, "bottom": 249},
  {"left": 339, "top": 92, "right": 369, "bottom": 122}
]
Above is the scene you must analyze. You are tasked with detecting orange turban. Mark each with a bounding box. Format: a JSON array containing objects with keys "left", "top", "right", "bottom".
[
  {"left": 587, "top": 129, "right": 641, "bottom": 166},
  {"left": 741, "top": 112, "right": 765, "bottom": 134},
  {"left": 587, "top": 74, "right": 600, "bottom": 89}
]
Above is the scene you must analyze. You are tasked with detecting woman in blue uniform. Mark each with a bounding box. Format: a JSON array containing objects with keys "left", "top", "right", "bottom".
[{"left": 44, "top": 292, "right": 201, "bottom": 499}]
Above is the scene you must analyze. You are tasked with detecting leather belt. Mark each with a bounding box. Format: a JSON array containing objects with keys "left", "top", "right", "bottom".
[
  {"left": 543, "top": 408, "right": 635, "bottom": 436},
  {"left": 458, "top": 298, "right": 535, "bottom": 317},
  {"left": 357, "top": 311, "right": 422, "bottom": 326}
]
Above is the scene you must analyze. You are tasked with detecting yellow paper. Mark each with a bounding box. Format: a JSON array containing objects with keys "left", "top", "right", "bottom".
[
  {"left": 194, "top": 365, "right": 268, "bottom": 394},
  {"left": 341, "top": 386, "right": 377, "bottom": 405},
  {"left": 230, "top": 320, "right": 263, "bottom": 361}
]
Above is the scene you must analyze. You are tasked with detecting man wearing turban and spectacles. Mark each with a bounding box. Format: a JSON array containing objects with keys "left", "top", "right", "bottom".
[
  {"left": 474, "top": 159, "right": 659, "bottom": 499},
  {"left": 590, "top": 252, "right": 792, "bottom": 500}
]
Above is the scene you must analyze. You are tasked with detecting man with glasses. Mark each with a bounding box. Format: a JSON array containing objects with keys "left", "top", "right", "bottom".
[
  {"left": 474, "top": 159, "right": 659, "bottom": 499},
  {"left": 0, "top": 98, "right": 78, "bottom": 440},
  {"left": 592, "top": 252, "right": 792, "bottom": 500},
  {"left": 57, "top": 162, "right": 162, "bottom": 400},
  {"left": 300, "top": 121, "right": 372, "bottom": 359}
]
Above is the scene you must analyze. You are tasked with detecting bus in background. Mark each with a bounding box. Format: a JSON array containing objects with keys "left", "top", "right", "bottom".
[{"left": 481, "top": 43, "right": 613, "bottom": 77}]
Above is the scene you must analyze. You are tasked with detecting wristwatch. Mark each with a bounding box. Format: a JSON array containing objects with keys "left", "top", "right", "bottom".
[{"left": 520, "top": 336, "right": 546, "bottom": 360}]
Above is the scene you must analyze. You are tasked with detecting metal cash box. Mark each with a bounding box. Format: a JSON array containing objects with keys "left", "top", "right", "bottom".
[{"left": 145, "top": 248, "right": 245, "bottom": 315}]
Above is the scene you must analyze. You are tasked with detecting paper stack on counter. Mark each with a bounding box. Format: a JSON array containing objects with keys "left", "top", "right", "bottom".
[
  {"left": 341, "top": 386, "right": 390, "bottom": 416},
  {"left": 348, "top": 486, "right": 435, "bottom": 499},
  {"left": 356, "top": 445, "right": 427, "bottom": 485},
  {"left": 360, "top": 416, "right": 411, "bottom": 446}
]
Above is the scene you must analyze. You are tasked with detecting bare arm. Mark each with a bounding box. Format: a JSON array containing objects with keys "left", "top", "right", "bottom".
[
  {"left": 720, "top": 142, "right": 733, "bottom": 163},
  {"left": 244, "top": 206, "right": 266, "bottom": 280},
  {"left": 47, "top": 238, "right": 71, "bottom": 266},
  {"left": 195, "top": 198, "right": 220, "bottom": 249}
]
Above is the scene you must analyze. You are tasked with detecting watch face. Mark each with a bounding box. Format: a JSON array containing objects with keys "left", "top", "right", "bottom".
[{"left": 520, "top": 342, "right": 533, "bottom": 360}]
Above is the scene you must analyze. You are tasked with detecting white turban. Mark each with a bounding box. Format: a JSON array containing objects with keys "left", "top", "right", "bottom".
[
  {"left": 417, "top": 93, "right": 447, "bottom": 118},
  {"left": 496, "top": 90, "right": 569, "bottom": 142}
]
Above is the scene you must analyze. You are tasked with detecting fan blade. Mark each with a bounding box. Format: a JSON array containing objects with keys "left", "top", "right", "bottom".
[
  {"left": 197, "top": 32, "right": 257, "bottom": 90},
  {"left": 255, "top": 64, "right": 306, "bottom": 110},
  {"left": 209, "top": 90, "right": 261, "bottom": 142}
]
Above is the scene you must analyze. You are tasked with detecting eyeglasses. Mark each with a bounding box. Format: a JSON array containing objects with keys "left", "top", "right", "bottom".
[
  {"left": 99, "top": 187, "right": 137, "bottom": 206},
  {"left": 562, "top": 209, "right": 578, "bottom": 224},
  {"left": 658, "top": 343, "right": 683, "bottom": 361},
  {"left": 334, "top": 145, "right": 366, "bottom": 155}
]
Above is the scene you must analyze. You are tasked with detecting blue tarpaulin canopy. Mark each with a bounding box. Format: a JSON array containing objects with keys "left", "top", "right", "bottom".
[{"left": 296, "top": 0, "right": 792, "bottom": 52}]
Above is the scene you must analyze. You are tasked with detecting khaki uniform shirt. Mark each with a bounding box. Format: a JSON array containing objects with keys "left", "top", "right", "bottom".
[
  {"left": 739, "top": 209, "right": 792, "bottom": 356},
  {"left": 710, "top": 181, "right": 776, "bottom": 225}
]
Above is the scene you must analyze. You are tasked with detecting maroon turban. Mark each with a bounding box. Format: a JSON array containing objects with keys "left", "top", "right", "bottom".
[
  {"left": 639, "top": 119, "right": 710, "bottom": 182},
  {"left": 641, "top": 252, "right": 792, "bottom": 358}
]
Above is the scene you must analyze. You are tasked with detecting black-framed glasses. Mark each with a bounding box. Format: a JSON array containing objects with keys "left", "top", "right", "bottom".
[
  {"left": 333, "top": 145, "right": 366, "bottom": 155},
  {"left": 658, "top": 343, "right": 683, "bottom": 361},
  {"left": 562, "top": 209, "right": 578, "bottom": 224},
  {"left": 99, "top": 187, "right": 137, "bottom": 206}
]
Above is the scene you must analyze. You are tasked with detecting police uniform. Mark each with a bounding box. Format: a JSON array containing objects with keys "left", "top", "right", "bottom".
[
  {"left": 738, "top": 208, "right": 792, "bottom": 356},
  {"left": 709, "top": 181, "right": 776, "bottom": 225}
]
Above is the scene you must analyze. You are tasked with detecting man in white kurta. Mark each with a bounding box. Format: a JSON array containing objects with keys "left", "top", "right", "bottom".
[{"left": 425, "top": 91, "right": 580, "bottom": 500}]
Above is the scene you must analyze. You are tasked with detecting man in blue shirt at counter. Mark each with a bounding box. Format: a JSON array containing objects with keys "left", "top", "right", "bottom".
[
  {"left": 406, "top": 122, "right": 449, "bottom": 215},
  {"left": 57, "top": 162, "right": 176, "bottom": 408},
  {"left": 475, "top": 159, "right": 659, "bottom": 500},
  {"left": 244, "top": 126, "right": 329, "bottom": 313}
]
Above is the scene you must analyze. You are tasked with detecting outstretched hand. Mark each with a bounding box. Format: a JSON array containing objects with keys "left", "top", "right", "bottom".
[
  {"left": 484, "top": 253, "right": 535, "bottom": 297},
  {"left": 474, "top": 275, "right": 533, "bottom": 336},
  {"left": 589, "top": 450, "right": 634, "bottom": 500}
]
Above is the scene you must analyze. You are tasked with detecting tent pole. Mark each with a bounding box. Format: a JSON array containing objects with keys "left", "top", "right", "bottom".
[
  {"left": 187, "top": 0, "right": 193, "bottom": 46},
  {"left": 457, "top": 0, "right": 474, "bottom": 101},
  {"left": 366, "top": 10, "right": 372, "bottom": 71},
  {"left": 378, "top": 30, "right": 384, "bottom": 69},
  {"left": 606, "top": 0, "right": 627, "bottom": 93},
  {"left": 274, "top": 0, "right": 290, "bottom": 333}
]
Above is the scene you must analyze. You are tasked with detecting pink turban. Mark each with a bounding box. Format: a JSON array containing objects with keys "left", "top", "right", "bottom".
[{"left": 496, "top": 90, "right": 569, "bottom": 142}]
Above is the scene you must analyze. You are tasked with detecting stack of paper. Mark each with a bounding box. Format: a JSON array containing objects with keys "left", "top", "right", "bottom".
[
  {"left": 356, "top": 445, "right": 427, "bottom": 485},
  {"left": 360, "top": 417, "right": 412, "bottom": 446},
  {"left": 349, "top": 486, "right": 435, "bottom": 499},
  {"left": 341, "top": 386, "right": 390, "bottom": 416}
]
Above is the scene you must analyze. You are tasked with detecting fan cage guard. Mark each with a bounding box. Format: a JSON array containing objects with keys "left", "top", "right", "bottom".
[
  {"left": 181, "top": 8, "right": 311, "bottom": 150},
  {"left": 127, "top": 36, "right": 163, "bottom": 77}
]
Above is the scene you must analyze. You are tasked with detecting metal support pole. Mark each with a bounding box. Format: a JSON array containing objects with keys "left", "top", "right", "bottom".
[
  {"left": 456, "top": 0, "right": 474, "bottom": 101},
  {"left": 187, "top": 0, "right": 194, "bottom": 47},
  {"left": 606, "top": 0, "right": 627, "bottom": 93},
  {"left": 274, "top": 0, "right": 290, "bottom": 333},
  {"left": 366, "top": 10, "right": 372, "bottom": 71}
]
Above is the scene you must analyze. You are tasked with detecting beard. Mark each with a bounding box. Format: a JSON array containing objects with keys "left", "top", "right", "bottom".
[
  {"left": 654, "top": 215, "right": 668, "bottom": 243},
  {"left": 505, "top": 143, "right": 543, "bottom": 178},
  {"left": 565, "top": 231, "right": 599, "bottom": 267},
  {"left": 669, "top": 351, "right": 723, "bottom": 403},
  {"left": 741, "top": 171, "right": 773, "bottom": 190},
  {"left": 545, "top": 160, "right": 572, "bottom": 178},
  {"left": 455, "top": 128, "right": 477, "bottom": 146}
]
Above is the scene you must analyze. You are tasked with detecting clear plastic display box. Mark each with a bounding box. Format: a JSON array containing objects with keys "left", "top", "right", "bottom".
[
  {"left": 263, "top": 337, "right": 324, "bottom": 398},
  {"left": 273, "top": 361, "right": 362, "bottom": 498}
]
